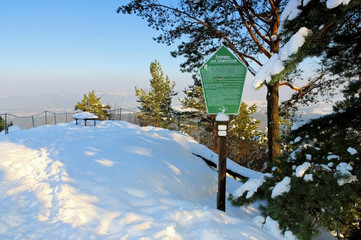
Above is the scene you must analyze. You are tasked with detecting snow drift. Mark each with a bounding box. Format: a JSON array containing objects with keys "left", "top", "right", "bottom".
[{"left": 0, "top": 121, "right": 279, "bottom": 239}]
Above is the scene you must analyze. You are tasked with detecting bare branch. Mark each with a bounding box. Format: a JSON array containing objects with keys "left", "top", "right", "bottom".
[
  {"left": 235, "top": 0, "right": 271, "bottom": 43},
  {"left": 231, "top": 0, "right": 272, "bottom": 58},
  {"left": 280, "top": 82, "right": 311, "bottom": 98},
  {"left": 280, "top": 72, "right": 326, "bottom": 99},
  {"left": 247, "top": 4, "right": 271, "bottom": 25},
  {"left": 135, "top": 2, "right": 262, "bottom": 75}
]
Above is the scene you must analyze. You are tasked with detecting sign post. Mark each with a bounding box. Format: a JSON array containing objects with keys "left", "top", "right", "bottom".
[
  {"left": 200, "top": 45, "right": 247, "bottom": 211},
  {"left": 216, "top": 112, "right": 229, "bottom": 211}
]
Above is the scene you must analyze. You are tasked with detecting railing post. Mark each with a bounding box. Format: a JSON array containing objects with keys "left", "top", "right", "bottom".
[
  {"left": 177, "top": 115, "right": 181, "bottom": 131},
  {"left": 197, "top": 121, "right": 201, "bottom": 143},
  {"left": 54, "top": 113, "right": 57, "bottom": 124},
  {"left": 32, "top": 116, "right": 35, "bottom": 127},
  {"left": 45, "top": 111, "right": 48, "bottom": 125},
  {"left": 119, "top": 108, "right": 122, "bottom": 121},
  {"left": 4, "top": 113, "right": 8, "bottom": 135}
]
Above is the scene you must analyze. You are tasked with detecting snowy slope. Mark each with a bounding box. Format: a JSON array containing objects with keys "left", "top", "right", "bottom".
[{"left": 0, "top": 121, "right": 278, "bottom": 239}]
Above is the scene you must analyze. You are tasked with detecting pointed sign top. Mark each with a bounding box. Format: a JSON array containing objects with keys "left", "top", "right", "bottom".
[{"left": 200, "top": 45, "right": 247, "bottom": 114}]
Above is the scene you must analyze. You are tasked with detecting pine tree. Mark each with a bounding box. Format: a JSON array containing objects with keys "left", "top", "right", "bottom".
[
  {"left": 280, "top": 0, "right": 361, "bottom": 110},
  {"left": 74, "top": 90, "right": 110, "bottom": 120},
  {"left": 180, "top": 84, "right": 206, "bottom": 112},
  {"left": 228, "top": 103, "right": 267, "bottom": 171},
  {"left": 0, "top": 116, "right": 13, "bottom": 133},
  {"left": 230, "top": 96, "right": 361, "bottom": 239},
  {"left": 179, "top": 84, "right": 218, "bottom": 151},
  {"left": 0, "top": 116, "right": 5, "bottom": 132},
  {"left": 0, "top": 116, "right": 6, "bottom": 132},
  {"left": 118, "top": 0, "right": 319, "bottom": 163},
  {"left": 230, "top": 2, "right": 361, "bottom": 238},
  {"left": 135, "top": 60, "right": 177, "bottom": 129}
]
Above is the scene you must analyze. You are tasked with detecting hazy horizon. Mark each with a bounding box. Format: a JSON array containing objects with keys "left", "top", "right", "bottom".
[{"left": 0, "top": 0, "right": 271, "bottom": 105}]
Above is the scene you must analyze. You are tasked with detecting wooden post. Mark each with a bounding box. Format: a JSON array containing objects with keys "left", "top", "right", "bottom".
[
  {"left": 54, "top": 113, "right": 57, "bottom": 124},
  {"left": 215, "top": 112, "right": 229, "bottom": 212},
  {"left": 45, "top": 111, "right": 48, "bottom": 125},
  {"left": 217, "top": 133, "right": 227, "bottom": 211}
]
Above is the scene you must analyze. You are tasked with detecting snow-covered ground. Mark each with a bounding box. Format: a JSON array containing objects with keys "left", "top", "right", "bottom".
[{"left": 0, "top": 120, "right": 285, "bottom": 239}]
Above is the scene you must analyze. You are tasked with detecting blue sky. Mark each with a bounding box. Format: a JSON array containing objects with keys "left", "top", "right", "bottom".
[{"left": 0, "top": 0, "right": 266, "bottom": 102}]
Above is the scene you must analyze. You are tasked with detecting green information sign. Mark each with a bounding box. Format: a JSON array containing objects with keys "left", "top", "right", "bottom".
[{"left": 200, "top": 45, "right": 247, "bottom": 114}]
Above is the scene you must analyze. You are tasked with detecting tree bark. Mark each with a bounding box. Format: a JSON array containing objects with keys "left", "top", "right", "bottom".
[{"left": 267, "top": 82, "right": 281, "bottom": 163}]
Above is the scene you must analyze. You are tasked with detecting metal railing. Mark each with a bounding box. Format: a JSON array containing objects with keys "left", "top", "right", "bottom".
[{"left": 1, "top": 108, "right": 139, "bottom": 135}]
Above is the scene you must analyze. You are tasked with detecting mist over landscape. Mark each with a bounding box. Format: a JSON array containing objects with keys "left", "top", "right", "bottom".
[
  {"left": 0, "top": 91, "right": 138, "bottom": 115},
  {"left": 0, "top": 90, "right": 333, "bottom": 131}
]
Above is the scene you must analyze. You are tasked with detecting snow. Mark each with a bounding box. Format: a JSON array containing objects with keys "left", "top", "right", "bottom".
[
  {"left": 264, "top": 216, "right": 283, "bottom": 238},
  {"left": 294, "top": 136, "right": 302, "bottom": 143},
  {"left": 335, "top": 162, "right": 358, "bottom": 186},
  {"left": 316, "top": 164, "right": 332, "bottom": 172},
  {"left": 347, "top": 147, "right": 358, "bottom": 155},
  {"left": 233, "top": 176, "right": 266, "bottom": 199},
  {"left": 252, "top": 27, "right": 309, "bottom": 89},
  {"left": 1, "top": 125, "right": 21, "bottom": 135},
  {"left": 249, "top": 216, "right": 297, "bottom": 240},
  {"left": 173, "top": 105, "right": 198, "bottom": 113},
  {"left": 72, "top": 111, "right": 98, "bottom": 119},
  {"left": 280, "top": 0, "right": 311, "bottom": 23},
  {"left": 288, "top": 147, "right": 303, "bottom": 161},
  {"left": 327, "top": 155, "right": 340, "bottom": 161},
  {"left": 271, "top": 177, "right": 291, "bottom": 198},
  {"left": 279, "top": 27, "right": 309, "bottom": 60},
  {"left": 327, "top": 0, "right": 351, "bottom": 9},
  {"left": 253, "top": 215, "right": 265, "bottom": 228},
  {"left": 253, "top": 0, "right": 353, "bottom": 89},
  {"left": 291, "top": 120, "right": 308, "bottom": 131},
  {"left": 264, "top": 216, "right": 296, "bottom": 240},
  {"left": 252, "top": 53, "right": 284, "bottom": 89},
  {"left": 0, "top": 121, "right": 282, "bottom": 239},
  {"left": 304, "top": 174, "right": 313, "bottom": 182},
  {"left": 215, "top": 112, "right": 230, "bottom": 122},
  {"left": 294, "top": 162, "right": 311, "bottom": 177},
  {"left": 284, "top": 231, "right": 297, "bottom": 240},
  {"left": 280, "top": 0, "right": 351, "bottom": 24}
]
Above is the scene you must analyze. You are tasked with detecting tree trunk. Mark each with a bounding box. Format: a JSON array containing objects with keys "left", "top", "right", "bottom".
[{"left": 267, "top": 82, "right": 281, "bottom": 164}]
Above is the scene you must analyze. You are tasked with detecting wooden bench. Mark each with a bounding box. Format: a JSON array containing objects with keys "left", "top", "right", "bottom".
[{"left": 72, "top": 112, "right": 99, "bottom": 126}]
